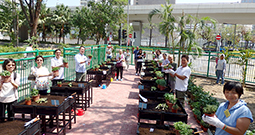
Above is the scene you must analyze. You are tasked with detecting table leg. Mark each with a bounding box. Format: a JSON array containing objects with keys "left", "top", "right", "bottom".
[{"left": 41, "top": 115, "right": 46, "bottom": 133}]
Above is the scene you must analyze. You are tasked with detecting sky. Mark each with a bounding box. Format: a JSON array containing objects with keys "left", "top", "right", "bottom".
[{"left": 45, "top": 0, "right": 241, "bottom": 7}]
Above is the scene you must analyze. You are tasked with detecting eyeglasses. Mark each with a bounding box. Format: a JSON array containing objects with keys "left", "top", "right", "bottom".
[
  {"left": 7, "top": 64, "right": 15, "bottom": 67},
  {"left": 36, "top": 59, "right": 43, "bottom": 61}
]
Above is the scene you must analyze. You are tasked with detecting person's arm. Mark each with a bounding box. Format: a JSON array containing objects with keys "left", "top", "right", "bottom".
[
  {"left": 174, "top": 73, "right": 187, "bottom": 80},
  {"left": 174, "top": 67, "right": 191, "bottom": 80},
  {"left": 51, "top": 59, "right": 64, "bottom": 69},
  {"left": 224, "top": 118, "right": 251, "bottom": 135},
  {"left": 11, "top": 73, "right": 20, "bottom": 89},
  {"left": 75, "top": 54, "right": 86, "bottom": 64}
]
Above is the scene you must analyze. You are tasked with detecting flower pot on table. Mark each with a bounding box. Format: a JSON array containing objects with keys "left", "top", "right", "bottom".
[
  {"left": 32, "top": 94, "right": 40, "bottom": 102},
  {"left": 63, "top": 62, "right": 68, "bottom": 68},
  {"left": 25, "top": 100, "right": 32, "bottom": 105},
  {"left": 53, "top": 70, "right": 59, "bottom": 77}
]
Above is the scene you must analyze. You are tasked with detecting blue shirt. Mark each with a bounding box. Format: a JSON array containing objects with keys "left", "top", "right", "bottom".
[
  {"left": 215, "top": 100, "right": 253, "bottom": 135},
  {"left": 134, "top": 49, "right": 139, "bottom": 59}
]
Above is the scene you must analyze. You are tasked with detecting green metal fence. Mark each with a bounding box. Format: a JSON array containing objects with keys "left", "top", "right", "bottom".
[{"left": 0, "top": 44, "right": 254, "bottom": 102}]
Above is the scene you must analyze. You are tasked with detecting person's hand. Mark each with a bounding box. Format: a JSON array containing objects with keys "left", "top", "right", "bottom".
[{"left": 202, "top": 114, "right": 225, "bottom": 129}]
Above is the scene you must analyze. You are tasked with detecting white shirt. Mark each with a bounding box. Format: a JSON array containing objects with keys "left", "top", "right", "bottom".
[
  {"left": 106, "top": 48, "right": 112, "bottom": 57},
  {"left": 0, "top": 72, "right": 20, "bottom": 103},
  {"left": 175, "top": 66, "right": 191, "bottom": 92},
  {"left": 31, "top": 67, "right": 52, "bottom": 90},
  {"left": 24, "top": 46, "right": 33, "bottom": 58},
  {"left": 75, "top": 53, "right": 89, "bottom": 73},
  {"left": 51, "top": 57, "right": 64, "bottom": 79},
  {"left": 124, "top": 52, "right": 131, "bottom": 61}
]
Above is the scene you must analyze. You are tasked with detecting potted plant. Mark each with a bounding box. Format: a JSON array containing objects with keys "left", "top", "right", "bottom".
[
  {"left": 200, "top": 120, "right": 210, "bottom": 132},
  {"left": 68, "top": 82, "right": 72, "bottom": 87},
  {"left": 158, "top": 60, "right": 162, "bottom": 66},
  {"left": 95, "top": 65, "right": 100, "bottom": 71},
  {"left": 172, "top": 104, "right": 179, "bottom": 113},
  {"left": 151, "top": 86, "right": 157, "bottom": 91},
  {"left": 0, "top": 70, "right": 11, "bottom": 83},
  {"left": 106, "top": 58, "right": 111, "bottom": 63},
  {"left": 88, "top": 54, "right": 93, "bottom": 59},
  {"left": 174, "top": 121, "right": 193, "bottom": 135},
  {"left": 52, "top": 67, "right": 60, "bottom": 77},
  {"left": 155, "top": 71, "right": 164, "bottom": 79},
  {"left": 31, "top": 88, "right": 40, "bottom": 102},
  {"left": 57, "top": 81, "right": 62, "bottom": 87},
  {"left": 102, "top": 62, "right": 106, "bottom": 67},
  {"left": 25, "top": 97, "right": 31, "bottom": 105},
  {"left": 203, "top": 104, "right": 218, "bottom": 117},
  {"left": 63, "top": 58, "right": 68, "bottom": 68},
  {"left": 192, "top": 108, "right": 201, "bottom": 119},
  {"left": 164, "top": 93, "right": 176, "bottom": 108},
  {"left": 168, "top": 64, "right": 173, "bottom": 70},
  {"left": 155, "top": 79, "right": 167, "bottom": 90},
  {"left": 155, "top": 103, "right": 168, "bottom": 111},
  {"left": 163, "top": 65, "right": 168, "bottom": 70}
]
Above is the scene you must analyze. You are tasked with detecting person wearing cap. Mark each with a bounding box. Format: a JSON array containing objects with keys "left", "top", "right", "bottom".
[
  {"left": 106, "top": 45, "right": 113, "bottom": 59},
  {"left": 216, "top": 54, "right": 226, "bottom": 84}
]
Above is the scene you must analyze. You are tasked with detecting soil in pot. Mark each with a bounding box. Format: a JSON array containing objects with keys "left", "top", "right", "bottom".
[
  {"left": 145, "top": 100, "right": 183, "bottom": 114},
  {"left": 0, "top": 120, "right": 25, "bottom": 135},
  {"left": 21, "top": 95, "right": 66, "bottom": 107},
  {"left": 142, "top": 76, "right": 153, "bottom": 80}
]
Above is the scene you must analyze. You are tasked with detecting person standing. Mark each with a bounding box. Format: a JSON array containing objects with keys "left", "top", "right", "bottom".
[
  {"left": 124, "top": 48, "right": 131, "bottom": 70},
  {"left": 136, "top": 49, "right": 144, "bottom": 76},
  {"left": 75, "top": 46, "right": 91, "bottom": 81},
  {"left": 167, "top": 56, "right": 177, "bottom": 92},
  {"left": 216, "top": 54, "right": 226, "bottom": 84},
  {"left": 0, "top": 59, "right": 20, "bottom": 121},
  {"left": 116, "top": 50, "right": 125, "bottom": 81},
  {"left": 51, "top": 49, "right": 66, "bottom": 86},
  {"left": 202, "top": 81, "right": 253, "bottom": 135},
  {"left": 133, "top": 46, "right": 139, "bottom": 70},
  {"left": 31, "top": 56, "right": 56, "bottom": 95},
  {"left": 24, "top": 44, "right": 34, "bottom": 58},
  {"left": 106, "top": 45, "right": 113, "bottom": 59},
  {"left": 170, "top": 55, "right": 191, "bottom": 105},
  {"left": 162, "top": 53, "right": 170, "bottom": 67}
]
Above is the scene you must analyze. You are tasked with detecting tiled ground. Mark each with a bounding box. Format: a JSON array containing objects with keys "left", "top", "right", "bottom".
[{"left": 66, "top": 65, "right": 208, "bottom": 135}]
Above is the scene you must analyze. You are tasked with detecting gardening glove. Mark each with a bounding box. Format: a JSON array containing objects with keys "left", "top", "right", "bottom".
[
  {"left": 202, "top": 114, "right": 225, "bottom": 129},
  {"left": 168, "top": 69, "right": 175, "bottom": 75}
]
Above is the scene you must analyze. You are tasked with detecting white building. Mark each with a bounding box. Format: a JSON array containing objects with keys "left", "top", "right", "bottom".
[{"left": 80, "top": 0, "right": 101, "bottom": 6}]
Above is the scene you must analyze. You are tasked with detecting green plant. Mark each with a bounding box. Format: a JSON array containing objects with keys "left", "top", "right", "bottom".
[
  {"left": 151, "top": 86, "right": 157, "bottom": 91},
  {"left": 158, "top": 60, "right": 162, "bottom": 63},
  {"left": 164, "top": 93, "right": 176, "bottom": 103},
  {"left": 200, "top": 120, "right": 210, "bottom": 128},
  {"left": 31, "top": 88, "right": 39, "bottom": 97},
  {"left": 95, "top": 65, "right": 100, "bottom": 68},
  {"left": 68, "top": 82, "right": 72, "bottom": 87},
  {"left": 173, "top": 121, "right": 193, "bottom": 135},
  {"left": 88, "top": 54, "right": 93, "bottom": 58},
  {"left": 246, "top": 130, "right": 255, "bottom": 135},
  {"left": 172, "top": 104, "right": 179, "bottom": 109},
  {"left": 203, "top": 105, "right": 218, "bottom": 114},
  {"left": 163, "top": 65, "right": 168, "bottom": 69},
  {"left": 52, "top": 67, "right": 60, "bottom": 71},
  {"left": 102, "top": 62, "right": 106, "bottom": 65},
  {"left": 63, "top": 58, "right": 68, "bottom": 63},
  {"left": 0, "top": 70, "right": 11, "bottom": 77},
  {"left": 25, "top": 97, "right": 31, "bottom": 101},
  {"left": 168, "top": 64, "right": 173, "bottom": 69},
  {"left": 155, "top": 79, "right": 167, "bottom": 86},
  {"left": 192, "top": 108, "right": 201, "bottom": 117},
  {"left": 57, "top": 81, "right": 62, "bottom": 85},
  {"left": 155, "top": 103, "right": 168, "bottom": 111},
  {"left": 107, "top": 58, "right": 111, "bottom": 62},
  {"left": 155, "top": 71, "right": 164, "bottom": 78},
  {"left": 35, "top": 98, "right": 48, "bottom": 103}
]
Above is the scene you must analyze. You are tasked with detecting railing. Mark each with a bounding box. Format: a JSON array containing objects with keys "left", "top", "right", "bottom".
[{"left": 1, "top": 44, "right": 254, "bottom": 101}]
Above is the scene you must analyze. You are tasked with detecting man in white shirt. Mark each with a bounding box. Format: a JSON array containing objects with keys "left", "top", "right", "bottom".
[
  {"left": 170, "top": 54, "right": 191, "bottom": 106},
  {"left": 75, "top": 46, "right": 91, "bottom": 81},
  {"left": 24, "top": 44, "right": 34, "bottom": 58},
  {"left": 106, "top": 45, "right": 112, "bottom": 59},
  {"left": 51, "top": 49, "right": 65, "bottom": 86}
]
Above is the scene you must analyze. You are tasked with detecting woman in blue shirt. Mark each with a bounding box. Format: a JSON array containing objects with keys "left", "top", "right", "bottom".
[{"left": 203, "top": 81, "right": 253, "bottom": 135}]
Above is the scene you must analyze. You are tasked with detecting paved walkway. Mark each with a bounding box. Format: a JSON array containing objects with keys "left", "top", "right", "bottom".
[{"left": 67, "top": 65, "right": 208, "bottom": 135}]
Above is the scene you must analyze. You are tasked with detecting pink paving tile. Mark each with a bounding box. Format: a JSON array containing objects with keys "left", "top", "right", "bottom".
[{"left": 66, "top": 65, "right": 208, "bottom": 135}]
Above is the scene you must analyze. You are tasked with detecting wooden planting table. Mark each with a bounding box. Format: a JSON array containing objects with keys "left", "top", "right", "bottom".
[
  {"left": 138, "top": 84, "right": 171, "bottom": 99},
  {"left": 0, "top": 120, "right": 40, "bottom": 135},
  {"left": 138, "top": 99, "right": 188, "bottom": 124},
  {"left": 87, "top": 68, "right": 111, "bottom": 87},
  {"left": 12, "top": 94, "right": 76, "bottom": 134},
  {"left": 51, "top": 81, "right": 93, "bottom": 111}
]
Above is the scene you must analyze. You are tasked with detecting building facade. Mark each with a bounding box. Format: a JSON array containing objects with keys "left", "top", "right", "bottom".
[
  {"left": 133, "top": 0, "right": 175, "bottom": 5},
  {"left": 241, "top": 0, "right": 255, "bottom": 3},
  {"left": 80, "top": 0, "right": 99, "bottom": 6}
]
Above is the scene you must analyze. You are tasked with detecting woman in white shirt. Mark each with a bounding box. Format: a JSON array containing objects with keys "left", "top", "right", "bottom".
[
  {"left": 0, "top": 59, "right": 20, "bottom": 121},
  {"left": 116, "top": 50, "right": 125, "bottom": 81},
  {"left": 31, "top": 56, "right": 56, "bottom": 95}
]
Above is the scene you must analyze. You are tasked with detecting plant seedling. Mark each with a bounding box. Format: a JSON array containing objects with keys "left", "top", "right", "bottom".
[
  {"left": 107, "top": 58, "right": 111, "bottom": 62},
  {"left": 25, "top": 97, "right": 31, "bottom": 101},
  {"left": 31, "top": 88, "right": 39, "bottom": 97},
  {"left": 35, "top": 98, "right": 48, "bottom": 103},
  {"left": 164, "top": 93, "right": 176, "bottom": 103},
  {"left": 168, "top": 64, "right": 173, "bottom": 69},
  {"left": 158, "top": 60, "right": 162, "bottom": 63},
  {"left": 0, "top": 70, "right": 11, "bottom": 77},
  {"left": 52, "top": 67, "right": 60, "bottom": 71},
  {"left": 88, "top": 54, "right": 93, "bottom": 58},
  {"left": 172, "top": 104, "right": 179, "bottom": 110},
  {"left": 155, "top": 79, "right": 167, "bottom": 86},
  {"left": 63, "top": 58, "right": 68, "bottom": 63},
  {"left": 57, "top": 81, "right": 62, "bottom": 85},
  {"left": 155, "top": 103, "right": 168, "bottom": 111},
  {"left": 68, "top": 82, "right": 72, "bottom": 87},
  {"left": 173, "top": 121, "right": 193, "bottom": 135},
  {"left": 151, "top": 86, "right": 157, "bottom": 91},
  {"left": 203, "top": 105, "right": 218, "bottom": 115},
  {"left": 95, "top": 65, "right": 100, "bottom": 69}
]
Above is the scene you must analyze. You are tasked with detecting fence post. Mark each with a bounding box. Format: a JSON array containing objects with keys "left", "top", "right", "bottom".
[
  {"left": 90, "top": 46, "right": 93, "bottom": 69},
  {"left": 244, "top": 59, "right": 248, "bottom": 84},
  {"left": 207, "top": 52, "right": 211, "bottom": 77},
  {"left": 98, "top": 45, "right": 101, "bottom": 64},
  {"left": 63, "top": 48, "right": 66, "bottom": 58}
]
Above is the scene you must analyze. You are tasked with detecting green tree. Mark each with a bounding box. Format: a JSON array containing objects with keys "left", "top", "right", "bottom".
[
  {"left": 19, "top": 0, "right": 43, "bottom": 38},
  {"left": 238, "top": 49, "right": 253, "bottom": 87},
  {"left": 0, "top": 0, "right": 16, "bottom": 46},
  {"left": 37, "top": 3, "right": 52, "bottom": 42}
]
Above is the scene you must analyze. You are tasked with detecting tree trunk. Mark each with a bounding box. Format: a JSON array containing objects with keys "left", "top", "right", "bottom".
[
  {"left": 165, "top": 35, "right": 168, "bottom": 48},
  {"left": 77, "top": 29, "right": 81, "bottom": 44},
  {"left": 149, "top": 25, "right": 152, "bottom": 47}
]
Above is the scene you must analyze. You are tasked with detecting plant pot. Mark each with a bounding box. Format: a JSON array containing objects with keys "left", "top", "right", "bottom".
[
  {"left": 88, "top": 56, "right": 92, "bottom": 59},
  {"left": 164, "top": 68, "right": 167, "bottom": 70},
  {"left": 52, "top": 70, "right": 59, "bottom": 77},
  {"left": 201, "top": 125, "right": 208, "bottom": 132},
  {"left": 204, "top": 113, "right": 215, "bottom": 117},
  {"left": 157, "top": 85, "right": 166, "bottom": 91},
  {"left": 63, "top": 62, "right": 68, "bottom": 68},
  {"left": 166, "top": 100, "right": 173, "bottom": 109},
  {"left": 57, "top": 84, "right": 62, "bottom": 87},
  {"left": 2, "top": 76, "right": 11, "bottom": 83},
  {"left": 95, "top": 68, "right": 99, "bottom": 71},
  {"left": 171, "top": 108, "right": 178, "bottom": 113},
  {"left": 159, "top": 63, "right": 162, "bottom": 66},
  {"left": 32, "top": 94, "right": 40, "bottom": 102},
  {"left": 25, "top": 100, "right": 32, "bottom": 105}
]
